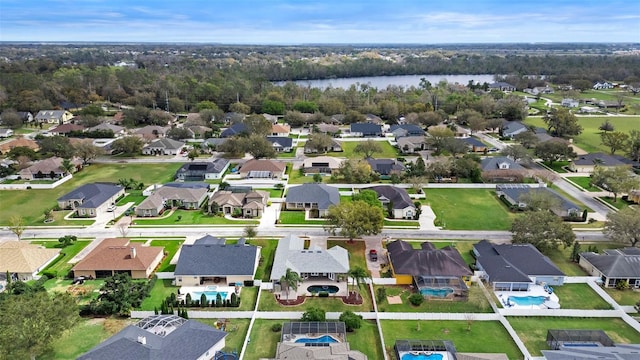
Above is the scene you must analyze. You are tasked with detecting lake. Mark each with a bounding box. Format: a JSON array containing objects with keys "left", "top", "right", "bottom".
[{"left": 275, "top": 74, "right": 496, "bottom": 90}]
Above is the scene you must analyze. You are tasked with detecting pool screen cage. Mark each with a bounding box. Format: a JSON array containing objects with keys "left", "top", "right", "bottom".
[
  {"left": 546, "top": 329, "right": 614, "bottom": 350},
  {"left": 414, "top": 276, "right": 469, "bottom": 294},
  {"left": 394, "top": 340, "right": 457, "bottom": 357},
  {"left": 281, "top": 321, "right": 346, "bottom": 342}
]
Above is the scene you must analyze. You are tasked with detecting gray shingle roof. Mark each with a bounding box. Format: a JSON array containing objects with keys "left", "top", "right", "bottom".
[
  {"left": 387, "top": 240, "right": 472, "bottom": 277},
  {"left": 496, "top": 184, "right": 580, "bottom": 213},
  {"left": 174, "top": 238, "right": 259, "bottom": 276},
  {"left": 146, "top": 138, "right": 184, "bottom": 150},
  {"left": 502, "top": 121, "right": 528, "bottom": 136},
  {"left": 580, "top": 252, "right": 640, "bottom": 278},
  {"left": 573, "top": 152, "right": 628, "bottom": 167},
  {"left": 389, "top": 124, "right": 424, "bottom": 137},
  {"left": 350, "top": 123, "right": 382, "bottom": 136},
  {"left": 542, "top": 344, "right": 640, "bottom": 360},
  {"left": 270, "top": 235, "right": 349, "bottom": 281},
  {"left": 366, "top": 158, "right": 405, "bottom": 175},
  {"left": 220, "top": 123, "right": 247, "bottom": 138},
  {"left": 57, "top": 183, "right": 123, "bottom": 209},
  {"left": 175, "top": 159, "right": 229, "bottom": 178},
  {"left": 474, "top": 240, "right": 565, "bottom": 281},
  {"left": 266, "top": 136, "right": 293, "bottom": 149},
  {"left": 463, "top": 137, "right": 486, "bottom": 148},
  {"left": 367, "top": 185, "right": 414, "bottom": 210},
  {"left": 285, "top": 183, "right": 340, "bottom": 210},
  {"left": 480, "top": 157, "right": 524, "bottom": 171}
]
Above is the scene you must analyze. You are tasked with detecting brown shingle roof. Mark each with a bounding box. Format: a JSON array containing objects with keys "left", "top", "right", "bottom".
[
  {"left": 240, "top": 159, "right": 287, "bottom": 173},
  {"left": 0, "top": 137, "right": 40, "bottom": 153},
  {"left": 271, "top": 124, "right": 291, "bottom": 133},
  {"left": 0, "top": 241, "right": 60, "bottom": 273},
  {"left": 72, "top": 238, "right": 164, "bottom": 272}
]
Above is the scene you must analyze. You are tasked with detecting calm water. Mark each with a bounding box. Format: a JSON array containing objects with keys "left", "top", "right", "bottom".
[
  {"left": 275, "top": 74, "right": 496, "bottom": 89},
  {"left": 508, "top": 295, "right": 546, "bottom": 305}
]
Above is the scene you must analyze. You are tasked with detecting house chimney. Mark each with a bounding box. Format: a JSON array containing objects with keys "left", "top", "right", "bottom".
[
  {"left": 137, "top": 335, "right": 146, "bottom": 345},
  {"left": 131, "top": 247, "right": 137, "bottom": 259}
]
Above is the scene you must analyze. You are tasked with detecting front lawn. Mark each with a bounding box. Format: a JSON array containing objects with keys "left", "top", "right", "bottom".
[
  {"left": 133, "top": 210, "right": 259, "bottom": 225},
  {"left": 565, "top": 176, "right": 600, "bottom": 192},
  {"left": 604, "top": 288, "right": 640, "bottom": 306},
  {"left": 381, "top": 320, "right": 523, "bottom": 359},
  {"left": 508, "top": 317, "right": 640, "bottom": 356},
  {"left": 150, "top": 239, "right": 184, "bottom": 272},
  {"left": 243, "top": 319, "right": 282, "bottom": 360},
  {"left": 327, "top": 239, "right": 368, "bottom": 271},
  {"left": 383, "top": 219, "right": 419, "bottom": 228},
  {"left": 278, "top": 210, "right": 326, "bottom": 225},
  {"left": 599, "top": 196, "right": 633, "bottom": 210},
  {"left": 539, "top": 160, "right": 570, "bottom": 174},
  {"left": 32, "top": 240, "right": 92, "bottom": 277},
  {"left": 552, "top": 283, "right": 612, "bottom": 310},
  {"left": 328, "top": 140, "right": 399, "bottom": 159},
  {"left": 375, "top": 284, "right": 493, "bottom": 313},
  {"left": 426, "top": 189, "right": 518, "bottom": 230}
]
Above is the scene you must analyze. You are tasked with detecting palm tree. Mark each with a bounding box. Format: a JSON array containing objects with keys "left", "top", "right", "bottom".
[
  {"left": 60, "top": 158, "right": 75, "bottom": 175},
  {"left": 279, "top": 268, "right": 302, "bottom": 303},
  {"left": 347, "top": 266, "right": 370, "bottom": 300}
]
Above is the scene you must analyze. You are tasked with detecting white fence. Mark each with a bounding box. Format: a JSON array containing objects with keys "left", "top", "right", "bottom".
[
  {"left": 0, "top": 174, "right": 72, "bottom": 190},
  {"left": 155, "top": 272, "right": 175, "bottom": 279},
  {"left": 372, "top": 278, "right": 397, "bottom": 285}
]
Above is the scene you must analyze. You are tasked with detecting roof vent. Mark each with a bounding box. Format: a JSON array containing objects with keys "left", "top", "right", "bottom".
[{"left": 137, "top": 335, "right": 146, "bottom": 345}]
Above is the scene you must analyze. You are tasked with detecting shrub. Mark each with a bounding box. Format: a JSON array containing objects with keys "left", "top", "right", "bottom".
[
  {"left": 319, "top": 291, "right": 329, "bottom": 297},
  {"left": 408, "top": 293, "right": 424, "bottom": 306},
  {"left": 301, "top": 307, "right": 326, "bottom": 321},
  {"left": 376, "top": 287, "right": 387, "bottom": 303},
  {"left": 271, "top": 323, "right": 283, "bottom": 332},
  {"left": 339, "top": 311, "right": 363, "bottom": 332},
  {"left": 616, "top": 280, "right": 630, "bottom": 290},
  {"left": 41, "top": 270, "right": 57, "bottom": 279},
  {"left": 243, "top": 280, "right": 254, "bottom": 287}
]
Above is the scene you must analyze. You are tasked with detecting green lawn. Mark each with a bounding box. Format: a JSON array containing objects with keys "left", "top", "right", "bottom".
[
  {"left": 552, "top": 283, "right": 612, "bottom": 310},
  {"left": 599, "top": 196, "right": 634, "bottom": 210},
  {"left": 133, "top": 210, "right": 259, "bottom": 225},
  {"left": 381, "top": 320, "right": 523, "bottom": 359},
  {"left": 32, "top": 240, "right": 92, "bottom": 277},
  {"left": 278, "top": 210, "right": 326, "bottom": 225},
  {"left": 44, "top": 278, "right": 104, "bottom": 305},
  {"left": 31, "top": 210, "right": 95, "bottom": 227},
  {"left": 196, "top": 318, "right": 250, "bottom": 354},
  {"left": 508, "top": 317, "right": 640, "bottom": 356},
  {"left": 566, "top": 176, "right": 601, "bottom": 192},
  {"left": 604, "top": 288, "right": 640, "bottom": 306},
  {"left": 383, "top": 219, "right": 419, "bottom": 228},
  {"left": 347, "top": 320, "right": 384, "bottom": 360},
  {"left": 328, "top": 140, "right": 399, "bottom": 159},
  {"left": 375, "top": 284, "right": 493, "bottom": 313},
  {"left": 327, "top": 239, "right": 368, "bottom": 272},
  {"left": 243, "top": 319, "right": 283, "bottom": 360},
  {"left": 150, "top": 239, "right": 184, "bottom": 272},
  {"left": 426, "top": 189, "right": 519, "bottom": 230},
  {"left": 545, "top": 242, "right": 622, "bottom": 276},
  {"left": 255, "top": 188, "right": 284, "bottom": 198},
  {"left": 539, "top": 160, "right": 570, "bottom": 173},
  {"left": 140, "top": 279, "right": 177, "bottom": 310},
  {"left": 116, "top": 190, "right": 146, "bottom": 205},
  {"left": 258, "top": 285, "right": 374, "bottom": 312},
  {"left": 524, "top": 116, "right": 640, "bottom": 153},
  {"left": 247, "top": 238, "right": 278, "bottom": 281},
  {"left": 0, "top": 163, "right": 182, "bottom": 225},
  {"left": 548, "top": 184, "right": 591, "bottom": 212}
]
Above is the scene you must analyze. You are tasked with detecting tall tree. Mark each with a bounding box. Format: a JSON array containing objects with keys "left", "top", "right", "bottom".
[
  {"left": 500, "top": 144, "right": 531, "bottom": 163},
  {"left": 0, "top": 292, "right": 79, "bottom": 360},
  {"left": 599, "top": 120, "right": 614, "bottom": 133},
  {"left": 354, "top": 139, "right": 383, "bottom": 158},
  {"left": 352, "top": 189, "right": 382, "bottom": 208},
  {"left": 511, "top": 210, "right": 575, "bottom": 254},
  {"left": 600, "top": 131, "right": 629, "bottom": 155},
  {"left": 0, "top": 109, "right": 23, "bottom": 129},
  {"left": 334, "top": 159, "right": 372, "bottom": 184},
  {"left": 543, "top": 107, "right": 582, "bottom": 137},
  {"left": 74, "top": 139, "right": 103, "bottom": 164},
  {"left": 279, "top": 268, "right": 302, "bottom": 303},
  {"left": 534, "top": 139, "right": 575, "bottom": 166},
  {"left": 39, "top": 136, "right": 75, "bottom": 158},
  {"left": 324, "top": 200, "right": 384, "bottom": 241},
  {"left": 347, "top": 266, "right": 370, "bottom": 300},
  {"left": 626, "top": 130, "right": 640, "bottom": 162},
  {"left": 604, "top": 207, "right": 640, "bottom": 247},
  {"left": 426, "top": 126, "right": 454, "bottom": 154},
  {"left": 304, "top": 133, "right": 333, "bottom": 154},
  {"left": 8, "top": 215, "right": 26, "bottom": 240},
  {"left": 514, "top": 131, "right": 539, "bottom": 149},
  {"left": 111, "top": 136, "right": 144, "bottom": 156},
  {"left": 590, "top": 165, "right": 640, "bottom": 202}
]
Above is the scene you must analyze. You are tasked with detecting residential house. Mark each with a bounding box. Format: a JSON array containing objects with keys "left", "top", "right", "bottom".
[
  {"left": 270, "top": 234, "right": 349, "bottom": 283},
  {"left": 480, "top": 156, "right": 526, "bottom": 182},
  {"left": 501, "top": 121, "right": 529, "bottom": 139},
  {"left": 534, "top": 127, "right": 554, "bottom": 142},
  {"left": 239, "top": 159, "right": 287, "bottom": 179},
  {"left": 315, "top": 123, "right": 340, "bottom": 135},
  {"left": 366, "top": 158, "right": 405, "bottom": 178},
  {"left": 365, "top": 113, "right": 384, "bottom": 124},
  {"left": 367, "top": 185, "right": 416, "bottom": 219},
  {"left": 579, "top": 248, "right": 640, "bottom": 288},
  {"left": 389, "top": 124, "right": 425, "bottom": 138},
  {"left": 174, "top": 236, "right": 260, "bottom": 286},
  {"left": 274, "top": 322, "right": 367, "bottom": 360},
  {"left": 185, "top": 125, "right": 211, "bottom": 139},
  {"left": 271, "top": 124, "right": 291, "bottom": 137},
  {"left": 134, "top": 125, "right": 168, "bottom": 141},
  {"left": 202, "top": 138, "right": 227, "bottom": 152},
  {"left": 302, "top": 156, "right": 342, "bottom": 175},
  {"left": 142, "top": 138, "right": 185, "bottom": 156},
  {"left": 387, "top": 240, "right": 472, "bottom": 298},
  {"left": 0, "top": 241, "right": 60, "bottom": 281},
  {"left": 0, "top": 128, "right": 14, "bottom": 138},
  {"left": 543, "top": 344, "right": 640, "bottom": 360},
  {"left": 208, "top": 189, "right": 268, "bottom": 218},
  {"left": 473, "top": 240, "right": 565, "bottom": 291},
  {"left": 34, "top": 110, "right": 74, "bottom": 124},
  {"left": 304, "top": 138, "right": 342, "bottom": 154},
  {"left": 174, "top": 159, "right": 229, "bottom": 181},
  {"left": 561, "top": 98, "right": 579, "bottom": 108},
  {"left": 262, "top": 113, "right": 279, "bottom": 124},
  {"left": 224, "top": 112, "right": 246, "bottom": 124},
  {"left": 17, "top": 111, "right": 34, "bottom": 123},
  {"left": 285, "top": 183, "right": 340, "bottom": 218},
  {"left": 496, "top": 184, "right": 582, "bottom": 218},
  {"left": 72, "top": 238, "right": 164, "bottom": 279},
  {"left": 463, "top": 137, "right": 487, "bottom": 152},
  {"left": 397, "top": 136, "right": 427, "bottom": 154},
  {"left": 87, "top": 123, "right": 126, "bottom": 136},
  {"left": 19, "top": 156, "right": 82, "bottom": 180},
  {"left": 266, "top": 136, "right": 293, "bottom": 153},
  {"left": 58, "top": 182, "right": 125, "bottom": 217},
  {"left": 49, "top": 123, "right": 85, "bottom": 136},
  {"left": 593, "top": 82, "right": 614, "bottom": 90},
  {"left": 0, "top": 137, "right": 39, "bottom": 154},
  {"left": 135, "top": 183, "right": 209, "bottom": 217},
  {"left": 597, "top": 100, "right": 624, "bottom": 109},
  {"left": 350, "top": 123, "right": 383, "bottom": 137},
  {"left": 488, "top": 82, "right": 516, "bottom": 92},
  {"left": 220, "top": 122, "right": 247, "bottom": 138},
  {"left": 77, "top": 314, "right": 227, "bottom": 360},
  {"left": 524, "top": 86, "right": 554, "bottom": 95},
  {"left": 569, "top": 152, "right": 629, "bottom": 173}
]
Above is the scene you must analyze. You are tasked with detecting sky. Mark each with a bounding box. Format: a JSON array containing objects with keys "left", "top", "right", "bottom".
[{"left": 1, "top": 0, "right": 639, "bottom": 44}]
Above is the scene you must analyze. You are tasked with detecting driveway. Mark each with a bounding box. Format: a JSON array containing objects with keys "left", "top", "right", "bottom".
[{"left": 363, "top": 236, "right": 386, "bottom": 278}]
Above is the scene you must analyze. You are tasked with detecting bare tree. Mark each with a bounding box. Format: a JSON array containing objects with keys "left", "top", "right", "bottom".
[
  {"left": 8, "top": 215, "right": 26, "bottom": 240},
  {"left": 117, "top": 223, "right": 129, "bottom": 238}
]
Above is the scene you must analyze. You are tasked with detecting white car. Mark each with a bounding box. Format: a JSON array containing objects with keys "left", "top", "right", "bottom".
[{"left": 106, "top": 204, "right": 117, "bottom": 212}]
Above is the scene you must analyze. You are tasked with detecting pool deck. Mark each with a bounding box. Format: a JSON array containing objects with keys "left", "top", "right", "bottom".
[
  {"left": 398, "top": 350, "right": 452, "bottom": 360},
  {"left": 496, "top": 284, "right": 560, "bottom": 309},
  {"left": 177, "top": 284, "right": 239, "bottom": 301}
]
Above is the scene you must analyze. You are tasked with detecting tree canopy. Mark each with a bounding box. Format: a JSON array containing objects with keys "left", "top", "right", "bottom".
[
  {"left": 590, "top": 165, "right": 640, "bottom": 202},
  {"left": 510, "top": 210, "right": 575, "bottom": 254},
  {"left": 324, "top": 200, "right": 384, "bottom": 240},
  {"left": 604, "top": 207, "right": 640, "bottom": 247},
  {"left": 543, "top": 107, "right": 582, "bottom": 137}
]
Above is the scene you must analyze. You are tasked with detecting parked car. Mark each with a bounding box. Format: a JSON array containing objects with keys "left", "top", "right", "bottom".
[{"left": 369, "top": 249, "right": 378, "bottom": 261}]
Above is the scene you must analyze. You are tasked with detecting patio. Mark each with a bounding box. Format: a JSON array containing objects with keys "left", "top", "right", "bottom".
[
  {"left": 276, "top": 278, "right": 349, "bottom": 301},
  {"left": 496, "top": 284, "right": 561, "bottom": 309}
]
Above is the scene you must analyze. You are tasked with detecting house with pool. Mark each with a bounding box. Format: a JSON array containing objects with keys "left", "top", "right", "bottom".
[
  {"left": 270, "top": 235, "right": 350, "bottom": 298},
  {"left": 387, "top": 240, "right": 472, "bottom": 299},
  {"left": 274, "top": 321, "right": 367, "bottom": 360}
]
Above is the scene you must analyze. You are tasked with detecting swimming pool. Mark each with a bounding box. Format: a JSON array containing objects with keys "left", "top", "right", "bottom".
[
  {"left": 191, "top": 286, "right": 230, "bottom": 302},
  {"left": 307, "top": 285, "right": 339, "bottom": 294},
  {"left": 420, "top": 287, "right": 454, "bottom": 298},
  {"left": 295, "top": 335, "right": 339, "bottom": 343},
  {"left": 401, "top": 352, "right": 444, "bottom": 360},
  {"left": 508, "top": 295, "right": 546, "bottom": 306}
]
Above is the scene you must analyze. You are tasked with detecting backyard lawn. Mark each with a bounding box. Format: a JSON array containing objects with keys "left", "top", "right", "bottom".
[
  {"left": 140, "top": 279, "right": 177, "bottom": 310},
  {"left": 426, "top": 188, "right": 518, "bottom": 230},
  {"left": 605, "top": 288, "right": 640, "bottom": 306},
  {"left": 196, "top": 318, "right": 251, "bottom": 354},
  {"left": 243, "top": 319, "right": 282, "bottom": 360},
  {"left": 545, "top": 242, "right": 622, "bottom": 276},
  {"left": 247, "top": 238, "right": 278, "bottom": 281},
  {"left": 381, "top": 320, "right": 523, "bottom": 359},
  {"left": 328, "top": 140, "right": 399, "bottom": 159},
  {"left": 0, "top": 163, "right": 182, "bottom": 225},
  {"left": 150, "top": 239, "right": 184, "bottom": 272},
  {"left": 552, "top": 283, "right": 612, "bottom": 310},
  {"left": 258, "top": 286, "right": 374, "bottom": 313},
  {"left": 32, "top": 240, "right": 92, "bottom": 277},
  {"left": 346, "top": 320, "right": 384, "bottom": 360},
  {"left": 508, "top": 317, "right": 640, "bottom": 356},
  {"left": 132, "top": 210, "right": 258, "bottom": 226},
  {"left": 375, "top": 284, "right": 493, "bottom": 313},
  {"left": 565, "top": 176, "right": 601, "bottom": 192}
]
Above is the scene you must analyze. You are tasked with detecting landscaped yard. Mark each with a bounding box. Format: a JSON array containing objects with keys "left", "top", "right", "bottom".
[
  {"left": 599, "top": 196, "right": 634, "bottom": 210},
  {"left": 508, "top": 317, "right": 640, "bottom": 356},
  {"left": 116, "top": 190, "right": 146, "bottom": 205},
  {"left": 140, "top": 278, "right": 177, "bottom": 310},
  {"left": 255, "top": 188, "right": 284, "bottom": 198},
  {"left": 0, "top": 163, "right": 183, "bottom": 225},
  {"left": 347, "top": 320, "right": 384, "bottom": 359},
  {"left": 328, "top": 140, "right": 399, "bottom": 159},
  {"left": 32, "top": 240, "right": 92, "bottom": 277},
  {"left": 552, "top": 283, "right": 612, "bottom": 310},
  {"left": 604, "top": 288, "right": 640, "bottom": 306},
  {"left": 258, "top": 285, "right": 374, "bottom": 313},
  {"left": 565, "top": 176, "right": 601, "bottom": 192},
  {"left": 150, "top": 239, "right": 184, "bottom": 272},
  {"left": 538, "top": 160, "right": 570, "bottom": 174},
  {"left": 278, "top": 210, "right": 326, "bottom": 225},
  {"left": 243, "top": 319, "right": 283, "bottom": 360},
  {"left": 381, "top": 320, "right": 523, "bottom": 359},
  {"left": 132, "top": 209, "right": 259, "bottom": 226},
  {"left": 375, "top": 284, "right": 493, "bottom": 313},
  {"left": 426, "top": 188, "right": 519, "bottom": 230}
]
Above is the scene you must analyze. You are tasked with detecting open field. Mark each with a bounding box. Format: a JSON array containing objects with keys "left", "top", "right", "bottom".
[
  {"left": 508, "top": 317, "right": 640, "bottom": 356},
  {"left": 426, "top": 188, "right": 519, "bottom": 230},
  {"left": 0, "top": 163, "right": 182, "bottom": 225},
  {"left": 524, "top": 116, "right": 640, "bottom": 153},
  {"left": 328, "top": 140, "right": 399, "bottom": 159},
  {"left": 381, "top": 320, "right": 523, "bottom": 359}
]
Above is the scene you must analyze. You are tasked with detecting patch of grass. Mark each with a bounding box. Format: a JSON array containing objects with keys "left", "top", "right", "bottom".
[
  {"left": 508, "top": 317, "right": 640, "bottom": 356},
  {"left": 604, "top": 288, "right": 640, "bottom": 306},
  {"left": 0, "top": 163, "right": 182, "bottom": 225},
  {"left": 287, "top": 168, "right": 316, "bottom": 184},
  {"left": 243, "top": 319, "right": 283, "bottom": 360},
  {"left": 566, "top": 176, "right": 600, "bottom": 192},
  {"left": 347, "top": 320, "right": 384, "bottom": 360},
  {"left": 328, "top": 140, "right": 399, "bottom": 159},
  {"left": 150, "top": 240, "right": 184, "bottom": 272},
  {"left": 139, "top": 278, "right": 177, "bottom": 310},
  {"left": 117, "top": 190, "right": 146, "bottom": 205},
  {"left": 552, "top": 283, "right": 612, "bottom": 309},
  {"left": 545, "top": 242, "right": 622, "bottom": 276},
  {"left": 258, "top": 285, "right": 373, "bottom": 312},
  {"left": 376, "top": 284, "right": 492, "bottom": 313},
  {"left": 383, "top": 219, "right": 419, "bottom": 227},
  {"left": 247, "top": 238, "right": 278, "bottom": 281},
  {"left": 255, "top": 188, "right": 284, "bottom": 198},
  {"left": 43, "top": 278, "right": 104, "bottom": 305},
  {"left": 541, "top": 160, "right": 570, "bottom": 173},
  {"left": 32, "top": 240, "right": 92, "bottom": 277},
  {"left": 327, "top": 239, "right": 368, "bottom": 271},
  {"left": 599, "top": 196, "right": 633, "bottom": 210},
  {"left": 196, "top": 318, "right": 250, "bottom": 354},
  {"left": 427, "top": 189, "right": 519, "bottom": 230},
  {"left": 133, "top": 210, "right": 258, "bottom": 225},
  {"left": 381, "top": 320, "right": 522, "bottom": 359},
  {"left": 276, "top": 150, "right": 297, "bottom": 158},
  {"left": 278, "top": 210, "right": 326, "bottom": 225}
]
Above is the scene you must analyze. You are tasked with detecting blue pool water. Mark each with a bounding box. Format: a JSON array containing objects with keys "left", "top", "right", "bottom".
[
  {"left": 307, "top": 285, "right": 339, "bottom": 294},
  {"left": 192, "top": 291, "right": 229, "bottom": 302},
  {"left": 508, "top": 295, "right": 546, "bottom": 305},
  {"left": 420, "top": 287, "right": 454, "bottom": 298},
  {"left": 401, "top": 353, "right": 444, "bottom": 360},
  {"left": 295, "top": 335, "right": 339, "bottom": 343}
]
